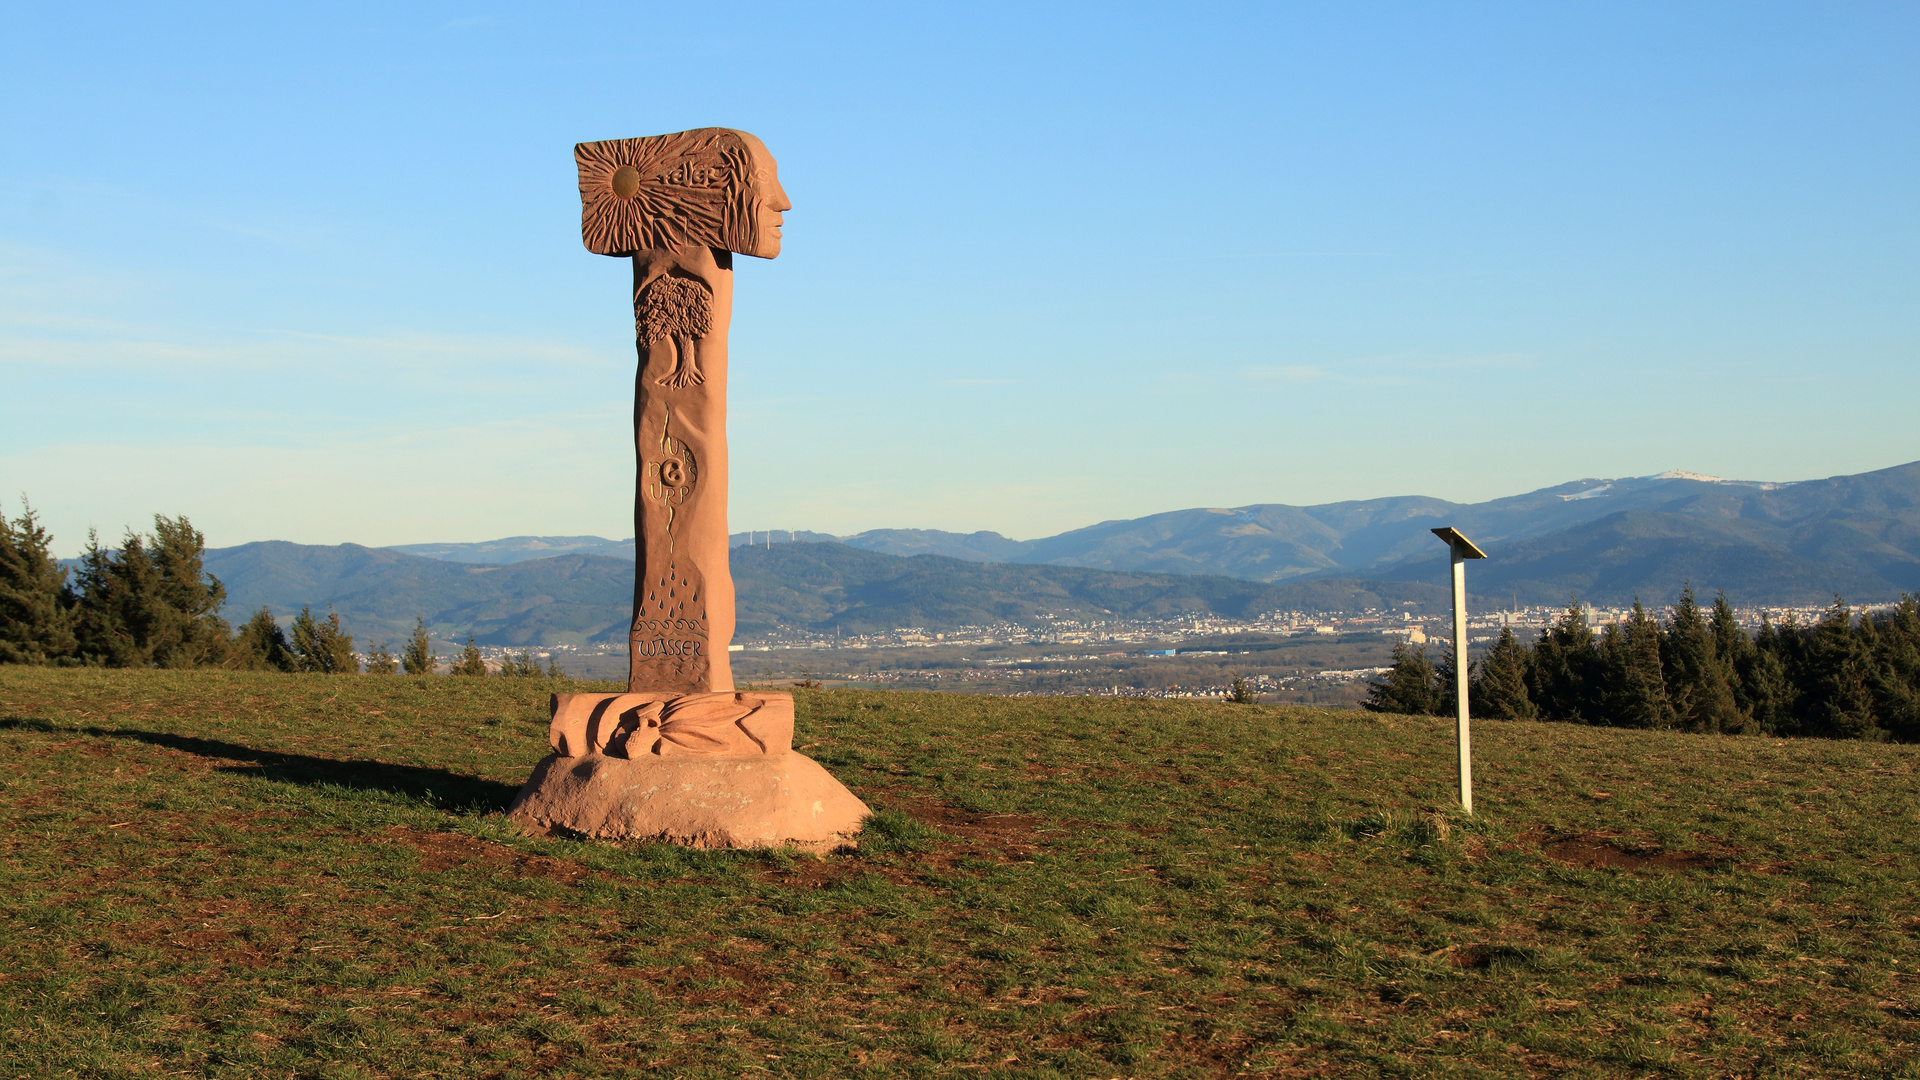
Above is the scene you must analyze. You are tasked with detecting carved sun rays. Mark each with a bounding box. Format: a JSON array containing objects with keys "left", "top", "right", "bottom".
[{"left": 577, "top": 130, "right": 754, "bottom": 256}]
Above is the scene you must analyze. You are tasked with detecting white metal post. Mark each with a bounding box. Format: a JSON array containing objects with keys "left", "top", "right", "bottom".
[{"left": 1451, "top": 548, "right": 1473, "bottom": 815}]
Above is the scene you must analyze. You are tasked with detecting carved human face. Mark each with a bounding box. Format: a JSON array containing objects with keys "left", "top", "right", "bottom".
[{"left": 735, "top": 133, "right": 791, "bottom": 260}]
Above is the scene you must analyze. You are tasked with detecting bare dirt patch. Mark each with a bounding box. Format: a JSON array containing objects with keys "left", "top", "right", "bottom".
[
  {"left": 1534, "top": 832, "right": 1723, "bottom": 872},
  {"left": 896, "top": 798, "right": 1044, "bottom": 862},
  {"left": 641, "top": 952, "right": 779, "bottom": 1010},
  {"left": 385, "top": 826, "right": 593, "bottom": 884}
]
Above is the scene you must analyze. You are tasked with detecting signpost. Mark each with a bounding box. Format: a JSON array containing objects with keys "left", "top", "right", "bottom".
[{"left": 1431, "top": 527, "right": 1487, "bottom": 814}]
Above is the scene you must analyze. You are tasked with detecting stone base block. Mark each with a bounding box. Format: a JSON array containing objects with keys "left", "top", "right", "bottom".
[{"left": 508, "top": 750, "right": 869, "bottom": 851}]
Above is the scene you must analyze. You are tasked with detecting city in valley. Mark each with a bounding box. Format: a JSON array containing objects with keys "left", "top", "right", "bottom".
[{"left": 472, "top": 600, "right": 1865, "bottom": 706}]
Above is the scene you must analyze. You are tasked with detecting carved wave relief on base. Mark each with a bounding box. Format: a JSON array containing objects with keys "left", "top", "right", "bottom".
[{"left": 549, "top": 691, "right": 795, "bottom": 759}]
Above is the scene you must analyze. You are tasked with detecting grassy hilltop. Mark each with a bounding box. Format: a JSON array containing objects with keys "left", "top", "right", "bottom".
[{"left": 3, "top": 668, "right": 1918, "bottom": 1078}]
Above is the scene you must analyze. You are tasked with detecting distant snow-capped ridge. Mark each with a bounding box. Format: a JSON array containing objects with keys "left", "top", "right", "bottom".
[
  {"left": 1653, "top": 470, "right": 1729, "bottom": 482},
  {"left": 1556, "top": 470, "right": 1789, "bottom": 500},
  {"left": 1558, "top": 483, "right": 1615, "bottom": 502},
  {"left": 1650, "top": 470, "right": 1794, "bottom": 490}
]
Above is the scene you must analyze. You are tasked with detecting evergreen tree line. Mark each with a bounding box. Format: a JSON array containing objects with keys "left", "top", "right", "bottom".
[
  {"left": 1365, "top": 586, "right": 1920, "bottom": 742},
  {"left": 0, "top": 502, "right": 561, "bottom": 677}
]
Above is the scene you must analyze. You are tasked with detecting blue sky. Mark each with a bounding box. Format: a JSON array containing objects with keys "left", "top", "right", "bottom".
[{"left": 2, "top": 2, "right": 1915, "bottom": 554}]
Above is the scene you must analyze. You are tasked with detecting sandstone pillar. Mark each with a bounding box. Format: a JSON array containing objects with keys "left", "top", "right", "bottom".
[
  {"left": 508, "top": 128, "right": 868, "bottom": 849},
  {"left": 628, "top": 244, "right": 736, "bottom": 693}
]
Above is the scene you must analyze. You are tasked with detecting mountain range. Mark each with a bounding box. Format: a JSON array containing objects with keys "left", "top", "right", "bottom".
[
  {"left": 203, "top": 542, "right": 1449, "bottom": 648},
  {"left": 201, "top": 461, "right": 1920, "bottom": 646},
  {"left": 847, "top": 462, "right": 1920, "bottom": 598},
  {"left": 383, "top": 462, "right": 1920, "bottom": 595}
]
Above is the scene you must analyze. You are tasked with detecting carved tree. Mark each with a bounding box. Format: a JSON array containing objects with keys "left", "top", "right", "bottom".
[{"left": 639, "top": 275, "right": 713, "bottom": 389}]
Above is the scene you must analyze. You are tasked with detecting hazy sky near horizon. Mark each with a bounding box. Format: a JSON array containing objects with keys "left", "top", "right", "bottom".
[{"left": 2, "top": 2, "right": 1916, "bottom": 554}]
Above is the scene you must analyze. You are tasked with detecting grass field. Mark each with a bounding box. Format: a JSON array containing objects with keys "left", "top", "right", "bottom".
[{"left": 3, "top": 668, "right": 1918, "bottom": 1078}]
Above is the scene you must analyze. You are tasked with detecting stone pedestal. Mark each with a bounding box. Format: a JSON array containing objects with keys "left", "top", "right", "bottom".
[
  {"left": 507, "top": 691, "right": 869, "bottom": 851},
  {"left": 509, "top": 752, "right": 867, "bottom": 851}
]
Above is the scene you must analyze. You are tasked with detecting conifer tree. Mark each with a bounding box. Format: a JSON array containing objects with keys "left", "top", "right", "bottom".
[
  {"left": 1710, "top": 592, "right": 1758, "bottom": 716},
  {"left": 449, "top": 634, "right": 488, "bottom": 677},
  {"left": 323, "top": 609, "right": 358, "bottom": 674},
  {"left": 364, "top": 642, "right": 399, "bottom": 675},
  {"left": 289, "top": 607, "right": 321, "bottom": 671},
  {"left": 290, "top": 605, "right": 358, "bottom": 674},
  {"left": 545, "top": 653, "right": 565, "bottom": 679},
  {"left": 1473, "top": 626, "right": 1537, "bottom": 721},
  {"left": 1709, "top": 591, "right": 1746, "bottom": 664},
  {"left": 1528, "top": 600, "right": 1597, "bottom": 723},
  {"left": 1799, "top": 599, "right": 1880, "bottom": 739},
  {"left": 1226, "top": 673, "right": 1259, "bottom": 704},
  {"left": 1663, "top": 585, "right": 1745, "bottom": 733},
  {"left": 0, "top": 499, "right": 76, "bottom": 664},
  {"left": 68, "top": 516, "right": 230, "bottom": 668},
  {"left": 1595, "top": 621, "right": 1625, "bottom": 710},
  {"left": 147, "top": 516, "right": 231, "bottom": 667},
  {"left": 402, "top": 617, "right": 435, "bottom": 675},
  {"left": 1363, "top": 638, "right": 1438, "bottom": 715},
  {"left": 230, "top": 607, "right": 295, "bottom": 671},
  {"left": 1866, "top": 597, "right": 1920, "bottom": 742},
  {"left": 1745, "top": 615, "right": 1797, "bottom": 734},
  {"left": 1603, "top": 601, "right": 1673, "bottom": 729},
  {"left": 71, "top": 529, "right": 157, "bottom": 667},
  {"left": 1434, "top": 640, "right": 1461, "bottom": 719}
]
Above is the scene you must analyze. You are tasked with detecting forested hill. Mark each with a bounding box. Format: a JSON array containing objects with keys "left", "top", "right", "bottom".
[
  {"left": 203, "top": 542, "right": 632, "bottom": 648},
  {"left": 202, "top": 541, "right": 1447, "bottom": 648},
  {"left": 1364, "top": 506, "right": 1920, "bottom": 607},
  {"left": 726, "top": 543, "right": 1444, "bottom": 638},
  {"left": 836, "top": 460, "right": 1920, "bottom": 600}
]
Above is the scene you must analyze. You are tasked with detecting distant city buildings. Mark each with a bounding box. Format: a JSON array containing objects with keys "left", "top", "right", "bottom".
[
  {"left": 458, "top": 598, "right": 1894, "bottom": 688},
  {"left": 720, "top": 599, "right": 1874, "bottom": 656}
]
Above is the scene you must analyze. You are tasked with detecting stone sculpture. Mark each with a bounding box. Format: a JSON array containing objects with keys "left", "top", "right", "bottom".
[{"left": 508, "top": 129, "right": 868, "bottom": 850}]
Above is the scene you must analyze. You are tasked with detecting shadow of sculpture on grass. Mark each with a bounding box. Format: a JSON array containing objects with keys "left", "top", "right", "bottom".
[{"left": 0, "top": 715, "right": 521, "bottom": 813}]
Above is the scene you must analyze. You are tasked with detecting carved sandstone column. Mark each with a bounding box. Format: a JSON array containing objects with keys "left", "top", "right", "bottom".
[
  {"left": 573, "top": 129, "right": 789, "bottom": 693},
  {"left": 508, "top": 129, "right": 867, "bottom": 850},
  {"left": 627, "top": 245, "right": 735, "bottom": 692}
]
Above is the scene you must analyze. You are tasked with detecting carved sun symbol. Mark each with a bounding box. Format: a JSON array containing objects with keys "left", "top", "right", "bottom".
[
  {"left": 577, "top": 137, "right": 734, "bottom": 256},
  {"left": 579, "top": 150, "right": 655, "bottom": 253}
]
